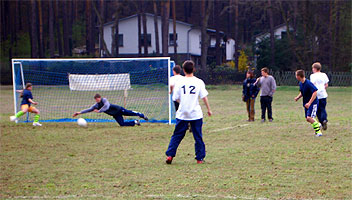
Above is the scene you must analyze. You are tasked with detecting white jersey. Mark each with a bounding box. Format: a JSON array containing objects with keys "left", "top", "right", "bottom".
[
  {"left": 169, "top": 74, "right": 184, "bottom": 90},
  {"left": 172, "top": 76, "right": 208, "bottom": 120},
  {"left": 310, "top": 72, "right": 329, "bottom": 99}
]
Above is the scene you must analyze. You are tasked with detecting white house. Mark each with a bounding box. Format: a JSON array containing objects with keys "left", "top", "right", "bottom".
[
  {"left": 254, "top": 24, "right": 293, "bottom": 44},
  {"left": 101, "top": 13, "right": 229, "bottom": 64}
]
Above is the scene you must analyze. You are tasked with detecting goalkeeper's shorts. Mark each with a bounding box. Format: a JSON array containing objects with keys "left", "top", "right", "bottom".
[{"left": 21, "top": 104, "right": 36, "bottom": 113}]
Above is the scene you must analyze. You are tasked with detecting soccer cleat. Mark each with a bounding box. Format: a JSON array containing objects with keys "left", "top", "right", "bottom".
[
  {"left": 269, "top": 119, "right": 273, "bottom": 122},
  {"left": 166, "top": 156, "right": 173, "bottom": 164},
  {"left": 315, "top": 132, "right": 323, "bottom": 137},
  {"left": 10, "top": 116, "right": 17, "bottom": 122},
  {"left": 322, "top": 120, "right": 328, "bottom": 130},
  {"left": 261, "top": 119, "right": 265, "bottom": 123},
  {"left": 32, "top": 122, "right": 42, "bottom": 127},
  {"left": 143, "top": 116, "right": 149, "bottom": 121},
  {"left": 134, "top": 120, "right": 141, "bottom": 126},
  {"left": 197, "top": 160, "right": 204, "bottom": 164}
]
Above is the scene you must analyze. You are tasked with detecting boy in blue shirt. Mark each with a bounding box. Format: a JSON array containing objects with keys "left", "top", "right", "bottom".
[{"left": 294, "top": 70, "right": 322, "bottom": 136}]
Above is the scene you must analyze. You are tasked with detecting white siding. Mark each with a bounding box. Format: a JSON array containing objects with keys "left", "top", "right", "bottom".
[{"left": 226, "top": 39, "right": 235, "bottom": 61}]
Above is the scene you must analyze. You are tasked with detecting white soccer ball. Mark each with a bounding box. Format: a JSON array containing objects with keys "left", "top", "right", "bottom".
[{"left": 77, "top": 118, "right": 87, "bottom": 127}]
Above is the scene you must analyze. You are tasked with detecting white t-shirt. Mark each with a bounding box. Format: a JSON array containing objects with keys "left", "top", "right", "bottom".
[
  {"left": 310, "top": 72, "right": 329, "bottom": 99},
  {"left": 172, "top": 76, "right": 208, "bottom": 120},
  {"left": 169, "top": 74, "right": 184, "bottom": 94}
]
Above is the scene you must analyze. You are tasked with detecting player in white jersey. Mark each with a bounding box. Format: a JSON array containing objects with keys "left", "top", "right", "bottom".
[
  {"left": 310, "top": 62, "right": 329, "bottom": 130},
  {"left": 165, "top": 60, "right": 212, "bottom": 164},
  {"left": 169, "top": 65, "right": 183, "bottom": 111}
]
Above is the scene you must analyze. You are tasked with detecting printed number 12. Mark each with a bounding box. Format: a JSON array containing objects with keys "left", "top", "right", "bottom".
[{"left": 182, "top": 85, "right": 196, "bottom": 94}]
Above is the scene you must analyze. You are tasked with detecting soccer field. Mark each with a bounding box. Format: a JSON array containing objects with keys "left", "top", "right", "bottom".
[{"left": 0, "top": 85, "right": 351, "bottom": 199}]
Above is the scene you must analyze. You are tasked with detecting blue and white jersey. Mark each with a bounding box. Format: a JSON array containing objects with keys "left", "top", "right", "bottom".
[
  {"left": 173, "top": 76, "right": 208, "bottom": 120},
  {"left": 299, "top": 79, "right": 318, "bottom": 106}
]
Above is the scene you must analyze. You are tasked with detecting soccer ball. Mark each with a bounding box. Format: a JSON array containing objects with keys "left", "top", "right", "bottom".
[{"left": 77, "top": 118, "right": 87, "bottom": 127}]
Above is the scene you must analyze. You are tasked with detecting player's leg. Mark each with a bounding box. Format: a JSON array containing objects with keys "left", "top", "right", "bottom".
[
  {"left": 113, "top": 114, "right": 136, "bottom": 126},
  {"left": 10, "top": 104, "right": 29, "bottom": 121},
  {"left": 268, "top": 96, "right": 273, "bottom": 122},
  {"left": 165, "top": 119, "right": 188, "bottom": 164},
  {"left": 319, "top": 98, "right": 328, "bottom": 130},
  {"left": 31, "top": 107, "right": 42, "bottom": 126},
  {"left": 190, "top": 118, "right": 205, "bottom": 163},
  {"left": 250, "top": 98, "right": 255, "bottom": 121},
  {"left": 260, "top": 97, "right": 266, "bottom": 122},
  {"left": 306, "top": 104, "right": 322, "bottom": 136},
  {"left": 246, "top": 99, "right": 250, "bottom": 121},
  {"left": 120, "top": 107, "right": 148, "bottom": 121}
]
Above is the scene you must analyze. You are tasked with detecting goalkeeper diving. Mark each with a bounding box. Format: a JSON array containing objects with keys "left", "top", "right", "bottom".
[{"left": 73, "top": 94, "right": 148, "bottom": 126}]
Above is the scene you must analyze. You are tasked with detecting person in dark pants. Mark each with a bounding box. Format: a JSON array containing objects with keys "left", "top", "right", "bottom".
[
  {"left": 165, "top": 60, "right": 212, "bottom": 164},
  {"left": 255, "top": 67, "right": 276, "bottom": 122},
  {"left": 310, "top": 62, "right": 329, "bottom": 130},
  {"left": 242, "top": 69, "right": 260, "bottom": 121},
  {"left": 73, "top": 94, "right": 148, "bottom": 126}
]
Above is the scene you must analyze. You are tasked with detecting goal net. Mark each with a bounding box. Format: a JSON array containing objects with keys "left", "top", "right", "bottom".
[{"left": 12, "top": 58, "right": 175, "bottom": 124}]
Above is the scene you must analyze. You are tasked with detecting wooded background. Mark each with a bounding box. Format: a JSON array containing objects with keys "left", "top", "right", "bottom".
[{"left": 1, "top": 0, "right": 351, "bottom": 84}]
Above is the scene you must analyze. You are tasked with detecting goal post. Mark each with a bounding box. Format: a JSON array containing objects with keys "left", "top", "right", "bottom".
[{"left": 12, "top": 58, "right": 175, "bottom": 124}]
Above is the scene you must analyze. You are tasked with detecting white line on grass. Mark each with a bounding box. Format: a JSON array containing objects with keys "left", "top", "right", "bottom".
[{"left": 209, "top": 124, "right": 249, "bottom": 133}]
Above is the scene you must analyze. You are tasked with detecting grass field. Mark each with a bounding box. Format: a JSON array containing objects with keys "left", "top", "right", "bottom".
[{"left": 1, "top": 85, "right": 351, "bottom": 199}]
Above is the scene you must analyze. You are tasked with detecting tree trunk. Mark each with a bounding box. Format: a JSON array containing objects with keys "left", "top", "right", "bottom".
[
  {"left": 161, "top": 0, "right": 170, "bottom": 57},
  {"left": 99, "top": 0, "right": 104, "bottom": 57},
  {"left": 68, "top": 0, "right": 73, "bottom": 56},
  {"left": 172, "top": 0, "right": 177, "bottom": 63},
  {"left": 153, "top": 1, "right": 160, "bottom": 56},
  {"left": 48, "top": 0, "right": 55, "bottom": 57},
  {"left": 37, "top": 0, "right": 44, "bottom": 57},
  {"left": 62, "top": 1, "right": 70, "bottom": 56},
  {"left": 86, "top": 0, "right": 91, "bottom": 55},
  {"left": 200, "top": 0, "right": 213, "bottom": 71},
  {"left": 30, "top": 0, "right": 38, "bottom": 58},
  {"left": 138, "top": 13, "right": 142, "bottom": 56},
  {"left": 215, "top": 1, "right": 221, "bottom": 65},
  {"left": 111, "top": 1, "right": 120, "bottom": 57},
  {"left": 55, "top": 0, "right": 63, "bottom": 57},
  {"left": 142, "top": 1, "right": 148, "bottom": 55},
  {"left": 268, "top": 0, "right": 275, "bottom": 68},
  {"left": 234, "top": 0, "right": 239, "bottom": 69},
  {"left": 92, "top": 1, "right": 111, "bottom": 57}
]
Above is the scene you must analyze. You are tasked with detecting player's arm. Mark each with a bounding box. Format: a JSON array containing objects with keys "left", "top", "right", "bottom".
[
  {"left": 28, "top": 98, "right": 38, "bottom": 105},
  {"left": 325, "top": 83, "right": 328, "bottom": 89},
  {"left": 98, "top": 98, "right": 110, "bottom": 113},
  {"left": 16, "top": 90, "right": 23, "bottom": 93},
  {"left": 170, "top": 85, "right": 174, "bottom": 94},
  {"left": 305, "top": 91, "right": 317, "bottom": 108},
  {"left": 73, "top": 104, "right": 97, "bottom": 117},
  {"left": 202, "top": 97, "right": 212, "bottom": 116},
  {"left": 294, "top": 92, "right": 302, "bottom": 101}
]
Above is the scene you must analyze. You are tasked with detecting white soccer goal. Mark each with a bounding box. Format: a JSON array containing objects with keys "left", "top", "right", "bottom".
[{"left": 12, "top": 58, "right": 175, "bottom": 124}]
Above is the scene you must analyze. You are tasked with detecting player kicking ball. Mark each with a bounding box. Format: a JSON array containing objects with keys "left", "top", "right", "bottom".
[
  {"left": 294, "top": 70, "right": 322, "bottom": 136},
  {"left": 165, "top": 60, "right": 212, "bottom": 164},
  {"left": 73, "top": 94, "right": 148, "bottom": 126},
  {"left": 10, "top": 83, "right": 42, "bottom": 126}
]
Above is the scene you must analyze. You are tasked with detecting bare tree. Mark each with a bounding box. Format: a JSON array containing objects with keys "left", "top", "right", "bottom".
[
  {"left": 93, "top": 0, "right": 111, "bottom": 57},
  {"left": 55, "top": 0, "right": 63, "bottom": 56},
  {"left": 111, "top": 1, "right": 120, "bottom": 57},
  {"left": 37, "top": 0, "right": 44, "bottom": 57},
  {"left": 153, "top": 0, "right": 160, "bottom": 56},
  {"left": 30, "top": 0, "right": 38, "bottom": 58},
  {"left": 142, "top": 1, "right": 148, "bottom": 55},
  {"left": 161, "top": 0, "right": 170, "bottom": 57},
  {"left": 268, "top": 0, "right": 275, "bottom": 68},
  {"left": 200, "top": 0, "right": 213, "bottom": 71},
  {"left": 172, "top": 0, "right": 177, "bottom": 63},
  {"left": 48, "top": 0, "right": 55, "bottom": 57}
]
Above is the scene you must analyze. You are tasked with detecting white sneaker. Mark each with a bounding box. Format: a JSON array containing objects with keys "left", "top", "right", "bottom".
[
  {"left": 33, "top": 122, "right": 42, "bottom": 127},
  {"left": 10, "top": 116, "right": 17, "bottom": 122},
  {"left": 315, "top": 132, "right": 323, "bottom": 137}
]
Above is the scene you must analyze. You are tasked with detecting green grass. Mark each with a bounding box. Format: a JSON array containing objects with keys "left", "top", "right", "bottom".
[{"left": 1, "top": 85, "right": 351, "bottom": 199}]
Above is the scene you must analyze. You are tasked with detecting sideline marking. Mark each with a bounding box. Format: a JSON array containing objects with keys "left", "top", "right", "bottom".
[{"left": 209, "top": 124, "right": 249, "bottom": 133}]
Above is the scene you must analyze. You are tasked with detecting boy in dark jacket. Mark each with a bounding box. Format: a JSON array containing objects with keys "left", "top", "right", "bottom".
[{"left": 242, "top": 70, "right": 260, "bottom": 121}]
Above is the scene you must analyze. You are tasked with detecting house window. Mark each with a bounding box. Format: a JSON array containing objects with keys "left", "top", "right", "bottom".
[
  {"left": 281, "top": 31, "right": 287, "bottom": 39},
  {"left": 118, "top": 34, "right": 123, "bottom": 47},
  {"left": 141, "top": 34, "right": 152, "bottom": 47},
  {"left": 169, "top": 33, "right": 178, "bottom": 46}
]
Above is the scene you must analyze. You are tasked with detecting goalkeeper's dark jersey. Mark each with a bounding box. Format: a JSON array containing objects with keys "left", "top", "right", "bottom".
[{"left": 80, "top": 98, "right": 122, "bottom": 116}]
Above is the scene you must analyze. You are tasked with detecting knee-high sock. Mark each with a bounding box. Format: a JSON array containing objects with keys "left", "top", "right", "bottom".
[
  {"left": 34, "top": 114, "right": 40, "bottom": 123},
  {"left": 15, "top": 111, "right": 25, "bottom": 118},
  {"left": 312, "top": 120, "right": 321, "bottom": 132}
]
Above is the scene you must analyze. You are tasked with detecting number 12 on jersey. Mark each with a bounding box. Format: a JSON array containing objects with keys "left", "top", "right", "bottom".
[{"left": 181, "top": 85, "right": 196, "bottom": 94}]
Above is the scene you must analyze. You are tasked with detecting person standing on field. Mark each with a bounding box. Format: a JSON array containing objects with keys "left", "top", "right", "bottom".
[
  {"left": 169, "top": 65, "right": 183, "bottom": 111},
  {"left": 242, "top": 69, "right": 260, "bottom": 121},
  {"left": 255, "top": 67, "right": 276, "bottom": 122},
  {"left": 165, "top": 60, "right": 212, "bottom": 164},
  {"left": 310, "top": 62, "right": 329, "bottom": 130}
]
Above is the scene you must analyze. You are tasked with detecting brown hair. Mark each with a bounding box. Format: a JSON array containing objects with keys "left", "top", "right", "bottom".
[
  {"left": 312, "top": 62, "right": 322, "bottom": 71},
  {"left": 173, "top": 65, "right": 182, "bottom": 74},
  {"left": 247, "top": 70, "right": 254, "bottom": 79},
  {"left": 296, "top": 70, "right": 305, "bottom": 78},
  {"left": 182, "top": 60, "right": 195, "bottom": 74},
  {"left": 21, "top": 83, "right": 33, "bottom": 97},
  {"left": 261, "top": 67, "right": 269, "bottom": 74},
  {"left": 94, "top": 94, "right": 101, "bottom": 99}
]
